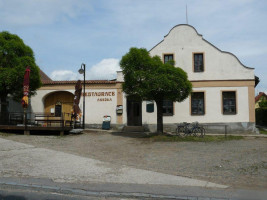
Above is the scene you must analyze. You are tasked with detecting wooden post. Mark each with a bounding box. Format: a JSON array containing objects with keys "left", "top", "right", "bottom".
[
  {"left": 24, "top": 108, "right": 30, "bottom": 135},
  {"left": 60, "top": 112, "right": 64, "bottom": 136}
]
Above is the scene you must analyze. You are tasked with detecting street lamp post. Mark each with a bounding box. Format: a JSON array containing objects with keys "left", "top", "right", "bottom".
[{"left": 78, "top": 63, "right": 86, "bottom": 129}]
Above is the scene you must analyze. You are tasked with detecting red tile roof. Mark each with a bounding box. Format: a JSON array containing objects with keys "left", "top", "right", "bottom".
[
  {"left": 40, "top": 69, "right": 52, "bottom": 82},
  {"left": 255, "top": 92, "right": 267, "bottom": 102},
  {"left": 42, "top": 80, "right": 120, "bottom": 85}
]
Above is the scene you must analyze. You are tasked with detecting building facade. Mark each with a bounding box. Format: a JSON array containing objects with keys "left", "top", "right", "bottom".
[{"left": 30, "top": 24, "right": 256, "bottom": 133}]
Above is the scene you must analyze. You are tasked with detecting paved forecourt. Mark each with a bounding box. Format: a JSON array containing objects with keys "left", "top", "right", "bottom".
[{"left": 0, "top": 137, "right": 226, "bottom": 188}]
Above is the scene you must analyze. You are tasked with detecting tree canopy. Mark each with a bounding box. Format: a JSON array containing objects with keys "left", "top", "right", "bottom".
[
  {"left": 0, "top": 31, "right": 41, "bottom": 114},
  {"left": 120, "top": 47, "right": 192, "bottom": 133}
]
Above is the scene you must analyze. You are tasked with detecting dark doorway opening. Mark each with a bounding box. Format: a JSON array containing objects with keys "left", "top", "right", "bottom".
[
  {"left": 127, "top": 99, "right": 142, "bottom": 126},
  {"left": 55, "top": 104, "right": 62, "bottom": 117}
]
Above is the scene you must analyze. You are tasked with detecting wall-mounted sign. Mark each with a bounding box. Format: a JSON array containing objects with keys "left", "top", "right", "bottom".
[
  {"left": 116, "top": 105, "right": 123, "bottom": 114},
  {"left": 82, "top": 92, "right": 115, "bottom": 97},
  {"left": 97, "top": 98, "right": 112, "bottom": 102}
]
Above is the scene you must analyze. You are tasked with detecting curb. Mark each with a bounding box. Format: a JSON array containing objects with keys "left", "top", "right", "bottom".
[{"left": 82, "top": 128, "right": 267, "bottom": 138}]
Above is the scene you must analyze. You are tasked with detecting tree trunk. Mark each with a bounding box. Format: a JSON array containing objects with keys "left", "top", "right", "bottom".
[
  {"left": 0, "top": 94, "right": 8, "bottom": 125},
  {"left": 156, "top": 99, "right": 163, "bottom": 134}
]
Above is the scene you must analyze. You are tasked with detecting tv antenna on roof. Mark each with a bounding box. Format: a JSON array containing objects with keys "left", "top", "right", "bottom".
[{"left": 186, "top": 4, "right": 188, "bottom": 24}]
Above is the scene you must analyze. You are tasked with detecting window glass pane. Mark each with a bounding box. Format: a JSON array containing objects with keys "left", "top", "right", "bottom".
[
  {"left": 162, "top": 100, "right": 173, "bottom": 115},
  {"left": 164, "top": 54, "right": 174, "bottom": 64},
  {"left": 222, "top": 92, "right": 236, "bottom": 114},
  {"left": 191, "top": 92, "right": 204, "bottom": 115},
  {"left": 146, "top": 101, "right": 154, "bottom": 113},
  {"left": 55, "top": 105, "right": 62, "bottom": 117},
  {"left": 194, "top": 53, "right": 203, "bottom": 72}
]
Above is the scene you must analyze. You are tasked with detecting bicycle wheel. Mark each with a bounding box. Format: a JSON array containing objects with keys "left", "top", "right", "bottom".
[
  {"left": 182, "top": 129, "right": 189, "bottom": 137},
  {"left": 193, "top": 128, "right": 202, "bottom": 137},
  {"left": 200, "top": 127, "right": 205, "bottom": 137},
  {"left": 176, "top": 126, "right": 184, "bottom": 136}
]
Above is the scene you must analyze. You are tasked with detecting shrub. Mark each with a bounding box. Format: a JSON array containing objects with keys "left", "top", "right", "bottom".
[{"left": 256, "top": 108, "right": 267, "bottom": 126}]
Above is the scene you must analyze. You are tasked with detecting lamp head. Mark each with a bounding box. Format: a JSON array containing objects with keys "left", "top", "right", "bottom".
[{"left": 78, "top": 68, "right": 84, "bottom": 74}]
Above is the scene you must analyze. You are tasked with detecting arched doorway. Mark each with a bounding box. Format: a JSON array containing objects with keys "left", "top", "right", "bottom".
[{"left": 44, "top": 91, "right": 74, "bottom": 121}]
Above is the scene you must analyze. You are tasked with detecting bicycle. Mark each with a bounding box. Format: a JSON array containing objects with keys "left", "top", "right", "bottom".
[
  {"left": 176, "top": 121, "right": 205, "bottom": 137},
  {"left": 176, "top": 122, "right": 187, "bottom": 136},
  {"left": 190, "top": 121, "right": 205, "bottom": 137}
]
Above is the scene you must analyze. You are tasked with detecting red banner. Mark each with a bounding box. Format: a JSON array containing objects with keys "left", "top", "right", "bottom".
[
  {"left": 22, "top": 66, "right": 31, "bottom": 108},
  {"left": 23, "top": 66, "right": 31, "bottom": 96},
  {"left": 72, "top": 80, "right": 82, "bottom": 119}
]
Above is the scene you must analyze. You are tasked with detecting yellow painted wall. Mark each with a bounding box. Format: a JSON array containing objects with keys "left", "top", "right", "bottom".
[{"left": 44, "top": 91, "right": 74, "bottom": 121}]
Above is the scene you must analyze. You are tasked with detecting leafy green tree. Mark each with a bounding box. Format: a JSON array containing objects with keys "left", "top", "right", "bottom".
[
  {"left": 120, "top": 47, "right": 192, "bottom": 133},
  {"left": 259, "top": 100, "right": 267, "bottom": 108},
  {"left": 0, "top": 31, "right": 41, "bottom": 121}
]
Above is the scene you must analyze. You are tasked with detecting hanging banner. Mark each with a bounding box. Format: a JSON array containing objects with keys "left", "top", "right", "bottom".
[
  {"left": 72, "top": 80, "right": 82, "bottom": 119},
  {"left": 21, "top": 66, "right": 31, "bottom": 108}
]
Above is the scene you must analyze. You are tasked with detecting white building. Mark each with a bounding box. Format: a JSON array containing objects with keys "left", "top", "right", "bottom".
[{"left": 30, "top": 24, "right": 256, "bottom": 133}]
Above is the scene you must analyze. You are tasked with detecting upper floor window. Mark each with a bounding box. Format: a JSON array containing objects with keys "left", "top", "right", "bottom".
[
  {"left": 163, "top": 100, "right": 173, "bottom": 116},
  {"left": 222, "top": 91, "right": 236, "bottom": 115},
  {"left": 193, "top": 53, "right": 204, "bottom": 72},
  {"left": 191, "top": 92, "right": 205, "bottom": 115},
  {"left": 164, "top": 54, "right": 174, "bottom": 65}
]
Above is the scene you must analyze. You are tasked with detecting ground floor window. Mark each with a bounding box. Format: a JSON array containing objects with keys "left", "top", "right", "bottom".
[
  {"left": 222, "top": 91, "right": 236, "bottom": 114},
  {"left": 163, "top": 100, "right": 173, "bottom": 116},
  {"left": 191, "top": 92, "right": 205, "bottom": 115},
  {"left": 146, "top": 101, "right": 154, "bottom": 113}
]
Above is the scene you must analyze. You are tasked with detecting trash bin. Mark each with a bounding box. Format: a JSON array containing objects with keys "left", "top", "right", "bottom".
[{"left": 102, "top": 115, "right": 111, "bottom": 130}]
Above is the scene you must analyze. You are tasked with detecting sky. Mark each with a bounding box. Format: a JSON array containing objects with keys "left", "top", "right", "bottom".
[{"left": 0, "top": 0, "right": 266, "bottom": 94}]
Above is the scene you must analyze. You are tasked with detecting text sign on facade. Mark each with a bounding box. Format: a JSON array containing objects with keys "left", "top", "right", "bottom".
[{"left": 82, "top": 91, "right": 116, "bottom": 102}]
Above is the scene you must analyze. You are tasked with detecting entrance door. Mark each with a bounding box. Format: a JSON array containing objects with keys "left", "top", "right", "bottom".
[{"left": 127, "top": 100, "right": 142, "bottom": 126}]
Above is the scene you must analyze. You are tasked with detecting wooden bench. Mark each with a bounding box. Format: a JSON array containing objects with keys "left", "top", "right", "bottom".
[{"left": 34, "top": 114, "right": 64, "bottom": 127}]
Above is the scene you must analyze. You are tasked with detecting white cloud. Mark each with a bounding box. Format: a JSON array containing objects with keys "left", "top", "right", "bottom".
[
  {"left": 0, "top": 0, "right": 92, "bottom": 26},
  {"left": 51, "top": 70, "right": 79, "bottom": 80},
  {"left": 50, "top": 58, "right": 121, "bottom": 81},
  {"left": 87, "top": 58, "right": 121, "bottom": 80}
]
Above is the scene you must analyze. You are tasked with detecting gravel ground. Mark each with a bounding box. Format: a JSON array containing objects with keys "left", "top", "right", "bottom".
[{"left": 0, "top": 131, "right": 266, "bottom": 189}]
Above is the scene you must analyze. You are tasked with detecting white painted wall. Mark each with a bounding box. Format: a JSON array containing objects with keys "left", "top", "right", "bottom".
[
  {"left": 141, "top": 86, "right": 249, "bottom": 124},
  {"left": 119, "top": 83, "right": 251, "bottom": 124},
  {"left": 83, "top": 89, "right": 117, "bottom": 124},
  {"left": 116, "top": 71, "right": 124, "bottom": 82},
  {"left": 120, "top": 86, "right": 250, "bottom": 124},
  {"left": 149, "top": 25, "right": 254, "bottom": 81}
]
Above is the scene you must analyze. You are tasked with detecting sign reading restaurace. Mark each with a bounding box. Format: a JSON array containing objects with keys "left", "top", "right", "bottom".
[{"left": 82, "top": 91, "right": 116, "bottom": 102}]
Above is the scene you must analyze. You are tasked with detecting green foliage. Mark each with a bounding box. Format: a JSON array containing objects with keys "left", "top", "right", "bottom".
[
  {"left": 258, "top": 100, "right": 267, "bottom": 108},
  {"left": 256, "top": 108, "right": 267, "bottom": 126},
  {"left": 120, "top": 47, "right": 192, "bottom": 102},
  {"left": 0, "top": 31, "right": 41, "bottom": 101},
  {"left": 120, "top": 47, "right": 192, "bottom": 133}
]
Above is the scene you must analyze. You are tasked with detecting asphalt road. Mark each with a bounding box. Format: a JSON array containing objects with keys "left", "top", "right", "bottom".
[{"left": 1, "top": 177, "right": 267, "bottom": 200}]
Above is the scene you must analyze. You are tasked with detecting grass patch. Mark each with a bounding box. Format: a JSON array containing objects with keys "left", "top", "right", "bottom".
[
  {"left": 0, "top": 131, "right": 12, "bottom": 137},
  {"left": 259, "top": 128, "right": 267, "bottom": 135},
  {"left": 148, "top": 135, "right": 244, "bottom": 142}
]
